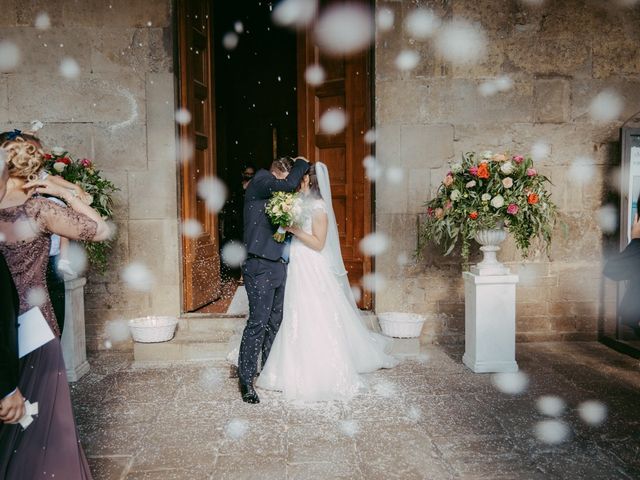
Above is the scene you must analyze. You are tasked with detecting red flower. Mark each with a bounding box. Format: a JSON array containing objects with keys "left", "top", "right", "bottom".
[
  {"left": 477, "top": 163, "right": 490, "bottom": 179},
  {"left": 469, "top": 211, "right": 478, "bottom": 220},
  {"left": 60, "top": 157, "right": 71, "bottom": 165},
  {"left": 44, "top": 153, "right": 52, "bottom": 160},
  {"left": 80, "top": 158, "right": 93, "bottom": 168},
  {"left": 427, "top": 207, "right": 434, "bottom": 217},
  {"left": 527, "top": 193, "right": 539, "bottom": 205}
]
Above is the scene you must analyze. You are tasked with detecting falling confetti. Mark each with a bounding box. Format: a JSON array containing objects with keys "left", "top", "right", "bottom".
[
  {"left": 395, "top": 50, "right": 420, "bottom": 71},
  {"left": 104, "top": 340, "right": 113, "bottom": 349},
  {"left": 314, "top": 3, "right": 374, "bottom": 56},
  {"left": 272, "top": 0, "right": 318, "bottom": 29},
  {"left": 234, "top": 21, "right": 244, "bottom": 34},
  {"left": 225, "top": 418, "right": 249, "bottom": 440},
  {"left": 175, "top": 108, "right": 192, "bottom": 125},
  {"left": 534, "top": 419, "right": 571, "bottom": 444},
  {"left": 363, "top": 155, "right": 384, "bottom": 181},
  {"left": 221, "top": 241, "right": 247, "bottom": 267},
  {"left": 197, "top": 176, "right": 228, "bottom": 213},
  {"left": 407, "top": 406, "right": 422, "bottom": 422},
  {"left": 181, "top": 218, "right": 203, "bottom": 238},
  {"left": 361, "top": 272, "right": 387, "bottom": 292},
  {"left": 319, "top": 109, "right": 347, "bottom": 134},
  {"left": 589, "top": 89, "right": 623, "bottom": 123},
  {"left": 491, "top": 372, "right": 529, "bottom": 395},
  {"left": 338, "top": 419, "right": 359, "bottom": 437},
  {"left": 386, "top": 166, "right": 405, "bottom": 184},
  {"left": 0, "top": 40, "right": 20, "bottom": 72},
  {"left": 404, "top": 9, "right": 441, "bottom": 40},
  {"left": 478, "top": 76, "right": 513, "bottom": 97},
  {"left": 396, "top": 252, "right": 410, "bottom": 266},
  {"left": 304, "top": 64, "right": 326, "bottom": 86},
  {"left": 35, "top": 12, "right": 51, "bottom": 30},
  {"left": 568, "top": 156, "right": 596, "bottom": 185},
  {"left": 223, "top": 32, "right": 239, "bottom": 50},
  {"left": 351, "top": 285, "right": 362, "bottom": 303},
  {"left": 26, "top": 287, "right": 47, "bottom": 308},
  {"left": 372, "top": 379, "right": 397, "bottom": 397},
  {"left": 578, "top": 400, "right": 607, "bottom": 426},
  {"left": 199, "top": 368, "right": 223, "bottom": 391},
  {"left": 66, "top": 241, "right": 88, "bottom": 275},
  {"left": 536, "top": 395, "right": 566, "bottom": 417},
  {"left": 376, "top": 7, "right": 395, "bottom": 32},
  {"left": 121, "top": 262, "right": 155, "bottom": 292},
  {"left": 597, "top": 204, "right": 618, "bottom": 234},
  {"left": 531, "top": 141, "right": 551, "bottom": 162},
  {"left": 434, "top": 19, "right": 487, "bottom": 65},
  {"left": 178, "top": 137, "right": 195, "bottom": 164},
  {"left": 59, "top": 57, "right": 80, "bottom": 79},
  {"left": 104, "top": 319, "right": 131, "bottom": 343},
  {"left": 364, "top": 128, "right": 376, "bottom": 144},
  {"left": 359, "top": 232, "right": 390, "bottom": 256}
]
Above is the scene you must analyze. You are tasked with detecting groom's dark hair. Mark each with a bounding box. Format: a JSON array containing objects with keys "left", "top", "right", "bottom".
[{"left": 270, "top": 157, "right": 294, "bottom": 174}]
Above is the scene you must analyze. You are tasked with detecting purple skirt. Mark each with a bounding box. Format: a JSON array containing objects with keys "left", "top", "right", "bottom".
[{"left": 0, "top": 338, "right": 92, "bottom": 479}]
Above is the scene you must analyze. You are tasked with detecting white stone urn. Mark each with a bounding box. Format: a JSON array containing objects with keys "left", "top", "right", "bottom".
[{"left": 471, "top": 227, "right": 510, "bottom": 276}]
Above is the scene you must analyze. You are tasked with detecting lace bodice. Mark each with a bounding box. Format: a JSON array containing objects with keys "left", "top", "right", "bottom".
[
  {"left": 0, "top": 197, "right": 98, "bottom": 336},
  {"left": 300, "top": 198, "right": 327, "bottom": 234}
]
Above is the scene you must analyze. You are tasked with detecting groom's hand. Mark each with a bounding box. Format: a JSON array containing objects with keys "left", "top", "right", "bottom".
[{"left": 0, "top": 389, "right": 25, "bottom": 424}]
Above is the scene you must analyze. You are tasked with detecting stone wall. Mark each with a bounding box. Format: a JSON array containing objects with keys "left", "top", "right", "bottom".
[
  {"left": 374, "top": 0, "right": 640, "bottom": 344},
  {"left": 0, "top": 0, "right": 179, "bottom": 350}
]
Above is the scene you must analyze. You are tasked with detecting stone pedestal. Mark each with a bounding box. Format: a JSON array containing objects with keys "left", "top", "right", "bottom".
[
  {"left": 61, "top": 276, "right": 90, "bottom": 382},
  {"left": 462, "top": 271, "right": 519, "bottom": 373}
]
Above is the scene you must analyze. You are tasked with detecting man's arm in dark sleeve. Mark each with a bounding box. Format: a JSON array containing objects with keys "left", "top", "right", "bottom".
[
  {"left": 0, "top": 260, "right": 19, "bottom": 399},
  {"left": 604, "top": 239, "right": 640, "bottom": 281},
  {"left": 251, "top": 159, "right": 309, "bottom": 199}
]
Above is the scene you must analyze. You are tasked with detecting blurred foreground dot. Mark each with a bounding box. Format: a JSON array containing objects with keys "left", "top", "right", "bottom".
[
  {"left": 197, "top": 176, "right": 228, "bottom": 213},
  {"left": 234, "top": 21, "right": 244, "bottom": 34},
  {"left": 359, "top": 232, "right": 390, "bottom": 256},
  {"left": 597, "top": 204, "right": 618, "bottom": 234},
  {"left": 199, "top": 368, "right": 223, "bottom": 391},
  {"left": 181, "top": 218, "right": 203, "bottom": 238},
  {"left": 104, "top": 340, "right": 113, "bottom": 349},
  {"left": 407, "top": 406, "right": 422, "bottom": 422},
  {"left": 178, "top": 137, "right": 195, "bottom": 164},
  {"left": 223, "top": 32, "right": 239, "bottom": 50},
  {"left": 405, "top": 8, "right": 440, "bottom": 40},
  {"left": 175, "top": 108, "right": 192, "bottom": 125},
  {"left": 26, "top": 287, "right": 47, "bottom": 308},
  {"left": 221, "top": 241, "right": 247, "bottom": 267},
  {"left": 35, "top": 12, "right": 51, "bottom": 30},
  {"left": 105, "top": 319, "right": 131, "bottom": 343},
  {"left": 67, "top": 241, "right": 88, "bottom": 275},
  {"left": 0, "top": 41, "right": 21, "bottom": 72},
  {"left": 361, "top": 272, "right": 387, "bottom": 292},
  {"left": 531, "top": 141, "right": 551, "bottom": 161},
  {"left": 272, "top": 0, "right": 317, "bottom": 29},
  {"left": 319, "top": 109, "right": 347, "bottom": 134},
  {"left": 395, "top": 50, "right": 420, "bottom": 71},
  {"left": 339, "top": 419, "right": 359, "bottom": 437},
  {"left": 351, "top": 285, "right": 362, "bottom": 303},
  {"left": 364, "top": 128, "right": 376, "bottom": 144},
  {"left": 589, "top": 89, "right": 623, "bottom": 123},
  {"left": 397, "top": 252, "right": 410, "bottom": 266},
  {"left": 578, "top": 400, "right": 607, "bottom": 426},
  {"left": 304, "top": 64, "right": 326, "bottom": 86},
  {"left": 478, "top": 76, "right": 513, "bottom": 97},
  {"left": 568, "top": 156, "right": 596, "bottom": 185},
  {"left": 491, "top": 371, "right": 529, "bottom": 395},
  {"left": 59, "top": 57, "right": 80, "bottom": 79},
  {"left": 536, "top": 395, "right": 566, "bottom": 417},
  {"left": 386, "top": 166, "right": 405, "bottom": 184},
  {"left": 121, "top": 262, "right": 155, "bottom": 292},
  {"left": 376, "top": 7, "right": 394, "bottom": 32},
  {"left": 225, "top": 418, "right": 249, "bottom": 440},
  {"left": 373, "top": 378, "right": 397, "bottom": 397},
  {"left": 363, "top": 155, "right": 384, "bottom": 181},
  {"left": 434, "top": 19, "right": 487, "bottom": 65},
  {"left": 314, "top": 3, "right": 373, "bottom": 56},
  {"left": 534, "top": 419, "right": 571, "bottom": 444}
]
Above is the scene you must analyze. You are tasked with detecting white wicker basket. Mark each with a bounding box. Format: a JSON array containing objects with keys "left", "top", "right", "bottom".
[
  {"left": 129, "top": 316, "right": 178, "bottom": 343},
  {"left": 378, "top": 312, "right": 426, "bottom": 338}
]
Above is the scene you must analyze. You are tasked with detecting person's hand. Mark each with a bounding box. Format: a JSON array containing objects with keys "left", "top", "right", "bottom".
[
  {"left": 293, "top": 156, "right": 309, "bottom": 163},
  {"left": 285, "top": 226, "right": 301, "bottom": 236},
  {"left": 0, "top": 389, "right": 25, "bottom": 424},
  {"left": 632, "top": 214, "right": 640, "bottom": 240},
  {"left": 22, "top": 178, "right": 72, "bottom": 202}
]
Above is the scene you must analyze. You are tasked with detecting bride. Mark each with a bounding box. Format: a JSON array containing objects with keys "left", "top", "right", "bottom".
[{"left": 255, "top": 162, "right": 398, "bottom": 401}]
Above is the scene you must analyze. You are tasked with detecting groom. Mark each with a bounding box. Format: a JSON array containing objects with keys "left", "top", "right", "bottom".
[{"left": 238, "top": 156, "right": 309, "bottom": 403}]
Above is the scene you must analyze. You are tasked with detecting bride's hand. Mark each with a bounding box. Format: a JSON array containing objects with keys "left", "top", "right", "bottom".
[
  {"left": 23, "top": 178, "right": 72, "bottom": 201},
  {"left": 285, "top": 226, "right": 301, "bottom": 236}
]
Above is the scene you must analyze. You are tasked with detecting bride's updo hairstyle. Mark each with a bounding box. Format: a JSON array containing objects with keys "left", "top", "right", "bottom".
[
  {"left": 306, "top": 163, "right": 322, "bottom": 198},
  {"left": 0, "top": 131, "right": 46, "bottom": 182}
]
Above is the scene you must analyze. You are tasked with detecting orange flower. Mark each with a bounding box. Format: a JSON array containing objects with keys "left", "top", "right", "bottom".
[
  {"left": 477, "top": 163, "right": 490, "bottom": 179},
  {"left": 527, "top": 193, "right": 539, "bottom": 205},
  {"left": 469, "top": 211, "right": 478, "bottom": 220}
]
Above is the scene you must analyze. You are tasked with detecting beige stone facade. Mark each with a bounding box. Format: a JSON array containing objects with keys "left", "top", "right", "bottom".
[{"left": 0, "top": 0, "right": 638, "bottom": 349}]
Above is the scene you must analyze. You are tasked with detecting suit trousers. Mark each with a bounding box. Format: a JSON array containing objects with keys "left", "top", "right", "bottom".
[{"left": 238, "top": 256, "right": 287, "bottom": 385}]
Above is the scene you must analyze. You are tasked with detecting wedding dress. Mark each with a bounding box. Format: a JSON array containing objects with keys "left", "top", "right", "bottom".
[{"left": 256, "top": 163, "right": 398, "bottom": 401}]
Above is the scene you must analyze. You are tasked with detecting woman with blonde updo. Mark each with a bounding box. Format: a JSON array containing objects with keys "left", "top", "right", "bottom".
[{"left": 0, "top": 129, "right": 110, "bottom": 479}]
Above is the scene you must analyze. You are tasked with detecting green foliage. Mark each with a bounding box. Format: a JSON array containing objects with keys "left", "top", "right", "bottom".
[{"left": 418, "top": 151, "right": 557, "bottom": 263}]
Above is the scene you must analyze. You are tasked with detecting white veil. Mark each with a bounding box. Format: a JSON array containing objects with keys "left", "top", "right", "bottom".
[{"left": 315, "top": 162, "right": 360, "bottom": 314}]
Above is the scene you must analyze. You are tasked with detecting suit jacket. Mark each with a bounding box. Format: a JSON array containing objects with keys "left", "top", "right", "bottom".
[
  {"left": 603, "top": 238, "right": 640, "bottom": 327},
  {"left": 0, "top": 252, "right": 19, "bottom": 398},
  {"left": 243, "top": 159, "right": 309, "bottom": 261}
]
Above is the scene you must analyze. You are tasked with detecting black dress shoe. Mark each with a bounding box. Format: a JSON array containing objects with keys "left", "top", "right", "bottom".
[{"left": 239, "top": 382, "right": 260, "bottom": 404}]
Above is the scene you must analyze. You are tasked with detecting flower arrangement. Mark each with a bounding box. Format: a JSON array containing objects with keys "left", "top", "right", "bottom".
[
  {"left": 44, "top": 148, "right": 118, "bottom": 272},
  {"left": 266, "top": 191, "right": 302, "bottom": 242},
  {"left": 419, "top": 151, "right": 557, "bottom": 262}
]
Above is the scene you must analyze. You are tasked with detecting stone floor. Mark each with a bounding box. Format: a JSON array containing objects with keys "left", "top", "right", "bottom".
[{"left": 71, "top": 342, "right": 640, "bottom": 479}]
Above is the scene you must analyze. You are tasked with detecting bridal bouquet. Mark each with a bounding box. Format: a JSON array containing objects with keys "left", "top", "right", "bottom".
[
  {"left": 419, "top": 151, "right": 557, "bottom": 262},
  {"left": 44, "top": 148, "right": 118, "bottom": 271},
  {"left": 266, "top": 191, "right": 302, "bottom": 242}
]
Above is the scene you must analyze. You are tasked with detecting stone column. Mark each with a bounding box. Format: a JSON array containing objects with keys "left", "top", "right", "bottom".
[
  {"left": 462, "top": 272, "right": 519, "bottom": 373},
  {"left": 61, "top": 276, "right": 90, "bottom": 382}
]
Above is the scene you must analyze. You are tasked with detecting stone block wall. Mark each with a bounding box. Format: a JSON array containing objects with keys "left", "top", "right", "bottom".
[
  {"left": 374, "top": 0, "right": 639, "bottom": 344},
  {"left": 0, "top": 0, "right": 179, "bottom": 350}
]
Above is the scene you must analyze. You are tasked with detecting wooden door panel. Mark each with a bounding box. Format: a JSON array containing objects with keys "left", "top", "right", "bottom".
[
  {"left": 178, "top": 0, "right": 221, "bottom": 311},
  {"left": 297, "top": 24, "right": 372, "bottom": 309}
]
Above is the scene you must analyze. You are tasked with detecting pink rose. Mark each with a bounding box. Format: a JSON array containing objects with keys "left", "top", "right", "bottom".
[
  {"left": 513, "top": 155, "right": 524, "bottom": 164},
  {"left": 469, "top": 166, "right": 479, "bottom": 176},
  {"left": 444, "top": 201, "right": 453, "bottom": 210},
  {"left": 507, "top": 203, "right": 519, "bottom": 215},
  {"left": 526, "top": 168, "right": 537, "bottom": 177},
  {"left": 443, "top": 174, "right": 454, "bottom": 187},
  {"left": 80, "top": 158, "right": 93, "bottom": 168}
]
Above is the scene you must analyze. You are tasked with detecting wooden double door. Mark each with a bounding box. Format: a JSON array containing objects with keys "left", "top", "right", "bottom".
[{"left": 177, "top": 0, "right": 373, "bottom": 311}]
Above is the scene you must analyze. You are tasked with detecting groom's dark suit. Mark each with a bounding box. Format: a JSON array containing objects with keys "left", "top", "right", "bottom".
[
  {"left": 0, "top": 252, "right": 20, "bottom": 400},
  {"left": 238, "top": 159, "right": 309, "bottom": 385}
]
